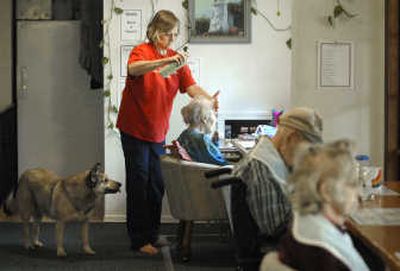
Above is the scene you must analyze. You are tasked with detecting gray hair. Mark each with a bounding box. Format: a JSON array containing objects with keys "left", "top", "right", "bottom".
[
  {"left": 289, "top": 139, "right": 359, "bottom": 215},
  {"left": 146, "top": 10, "right": 179, "bottom": 43},
  {"left": 181, "top": 96, "right": 216, "bottom": 134}
]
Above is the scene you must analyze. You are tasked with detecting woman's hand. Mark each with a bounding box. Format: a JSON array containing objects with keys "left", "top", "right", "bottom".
[
  {"left": 167, "top": 52, "right": 187, "bottom": 66},
  {"left": 186, "top": 86, "right": 221, "bottom": 112},
  {"left": 128, "top": 52, "right": 187, "bottom": 76}
]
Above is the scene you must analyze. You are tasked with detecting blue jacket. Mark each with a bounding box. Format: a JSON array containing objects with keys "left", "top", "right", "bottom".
[{"left": 177, "top": 128, "right": 227, "bottom": 166}]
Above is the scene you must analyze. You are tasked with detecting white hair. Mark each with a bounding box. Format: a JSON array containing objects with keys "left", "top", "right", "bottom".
[
  {"left": 289, "top": 139, "right": 359, "bottom": 215},
  {"left": 181, "top": 96, "right": 216, "bottom": 134}
]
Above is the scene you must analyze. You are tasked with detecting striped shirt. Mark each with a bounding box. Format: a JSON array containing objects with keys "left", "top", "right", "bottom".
[{"left": 233, "top": 137, "right": 292, "bottom": 236}]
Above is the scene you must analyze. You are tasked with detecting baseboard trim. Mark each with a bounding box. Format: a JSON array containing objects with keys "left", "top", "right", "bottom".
[
  {"left": 104, "top": 214, "right": 178, "bottom": 223},
  {"left": 162, "top": 215, "right": 178, "bottom": 223},
  {"left": 0, "top": 211, "right": 178, "bottom": 224},
  {"left": 103, "top": 214, "right": 125, "bottom": 222}
]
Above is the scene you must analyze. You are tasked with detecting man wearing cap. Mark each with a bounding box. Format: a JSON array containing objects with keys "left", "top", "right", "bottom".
[{"left": 231, "top": 107, "right": 323, "bottom": 270}]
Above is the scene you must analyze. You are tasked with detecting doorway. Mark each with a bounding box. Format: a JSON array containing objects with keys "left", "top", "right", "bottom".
[
  {"left": 9, "top": 0, "right": 105, "bottom": 220},
  {"left": 385, "top": 0, "right": 399, "bottom": 181}
]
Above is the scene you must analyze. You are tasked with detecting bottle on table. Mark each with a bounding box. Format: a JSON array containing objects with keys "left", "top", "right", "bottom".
[{"left": 355, "top": 154, "right": 370, "bottom": 187}]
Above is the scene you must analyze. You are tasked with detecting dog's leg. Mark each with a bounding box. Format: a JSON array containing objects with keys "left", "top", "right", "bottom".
[
  {"left": 22, "top": 221, "right": 34, "bottom": 250},
  {"left": 20, "top": 197, "right": 34, "bottom": 250},
  {"left": 32, "top": 217, "right": 44, "bottom": 247},
  {"left": 81, "top": 220, "right": 95, "bottom": 255},
  {"left": 55, "top": 221, "right": 67, "bottom": 257}
]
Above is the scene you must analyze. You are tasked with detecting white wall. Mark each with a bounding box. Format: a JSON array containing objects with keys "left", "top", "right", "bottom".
[
  {"left": 103, "top": 0, "right": 292, "bottom": 221},
  {"left": 291, "top": 0, "right": 384, "bottom": 166},
  {"left": 0, "top": 0, "right": 12, "bottom": 112}
]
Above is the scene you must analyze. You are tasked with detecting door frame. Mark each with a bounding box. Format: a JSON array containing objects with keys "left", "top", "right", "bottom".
[
  {"left": 12, "top": 0, "right": 16, "bottom": 105},
  {"left": 385, "top": 0, "right": 399, "bottom": 181}
]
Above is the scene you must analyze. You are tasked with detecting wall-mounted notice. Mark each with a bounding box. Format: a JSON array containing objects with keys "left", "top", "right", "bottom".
[
  {"left": 187, "top": 58, "right": 201, "bottom": 84},
  {"left": 121, "top": 9, "right": 142, "bottom": 41},
  {"left": 117, "top": 79, "right": 126, "bottom": 107},
  {"left": 120, "top": 45, "right": 134, "bottom": 77},
  {"left": 317, "top": 41, "right": 353, "bottom": 89}
]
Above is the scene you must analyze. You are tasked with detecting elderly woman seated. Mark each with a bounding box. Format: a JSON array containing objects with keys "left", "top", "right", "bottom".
[
  {"left": 177, "top": 96, "right": 227, "bottom": 166},
  {"left": 231, "top": 107, "right": 323, "bottom": 270},
  {"left": 270, "top": 139, "right": 370, "bottom": 271}
]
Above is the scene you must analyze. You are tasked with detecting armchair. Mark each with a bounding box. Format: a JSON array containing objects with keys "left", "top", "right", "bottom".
[{"left": 160, "top": 154, "right": 230, "bottom": 261}]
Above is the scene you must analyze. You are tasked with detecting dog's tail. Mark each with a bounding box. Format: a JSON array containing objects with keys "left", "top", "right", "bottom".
[
  {"left": 3, "top": 192, "right": 15, "bottom": 216},
  {"left": 2, "top": 177, "right": 20, "bottom": 216}
]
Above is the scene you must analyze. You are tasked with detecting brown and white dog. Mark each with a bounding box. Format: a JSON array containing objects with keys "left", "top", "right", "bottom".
[{"left": 4, "top": 163, "right": 121, "bottom": 257}]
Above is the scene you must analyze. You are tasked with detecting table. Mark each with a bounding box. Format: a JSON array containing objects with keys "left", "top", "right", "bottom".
[
  {"left": 219, "top": 140, "right": 242, "bottom": 162},
  {"left": 347, "top": 182, "right": 400, "bottom": 271}
]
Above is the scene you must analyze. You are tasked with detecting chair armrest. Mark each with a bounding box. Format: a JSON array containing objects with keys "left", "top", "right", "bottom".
[
  {"left": 204, "top": 166, "right": 234, "bottom": 178},
  {"left": 211, "top": 176, "right": 240, "bottom": 189}
]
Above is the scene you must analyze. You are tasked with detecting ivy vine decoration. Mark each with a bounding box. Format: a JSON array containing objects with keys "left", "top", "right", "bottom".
[
  {"left": 276, "top": 0, "right": 281, "bottom": 17},
  {"left": 101, "top": 1, "right": 123, "bottom": 130},
  {"left": 286, "top": 38, "right": 292, "bottom": 50},
  {"left": 251, "top": 6, "right": 291, "bottom": 49},
  {"left": 182, "top": 0, "right": 188, "bottom": 10},
  {"left": 327, "top": 0, "right": 357, "bottom": 27}
]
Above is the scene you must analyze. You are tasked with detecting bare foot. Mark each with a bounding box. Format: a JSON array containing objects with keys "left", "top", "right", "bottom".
[
  {"left": 139, "top": 243, "right": 159, "bottom": 255},
  {"left": 24, "top": 243, "right": 35, "bottom": 250},
  {"left": 83, "top": 245, "right": 96, "bottom": 255},
  {"left": 34, "top": 240, "right": 44, "bottom": 247},
  {"left": 57, "top": 248, "right": 67, "bottom": 257}
]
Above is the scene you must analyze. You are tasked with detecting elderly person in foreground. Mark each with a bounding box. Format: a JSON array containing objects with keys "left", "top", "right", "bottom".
[
  {"left": 261, "top": 139, "right": 369, "bottom": 271},
  {"left": 231, "top": 107, "right": 323, "bottom": 270},
  {"left": 177, "top": 96, "right": 227, "bottom": 166}
]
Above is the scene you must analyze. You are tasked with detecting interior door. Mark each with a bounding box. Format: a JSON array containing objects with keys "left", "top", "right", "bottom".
[
  {"left": 385, "top": 0, "right": 399, "bottom": 181},
  {"left": 17, "top": 21, "right": 104, "bottom": 218}
]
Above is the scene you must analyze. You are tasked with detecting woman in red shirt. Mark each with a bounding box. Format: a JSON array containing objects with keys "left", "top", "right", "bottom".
[{"left": 117, "top": 10, "right": 217, "bottom": 255}]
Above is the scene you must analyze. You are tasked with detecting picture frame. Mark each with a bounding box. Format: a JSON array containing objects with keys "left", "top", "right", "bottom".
[{"left": 189, "top": 0, "right": 251, "bottom": 43}]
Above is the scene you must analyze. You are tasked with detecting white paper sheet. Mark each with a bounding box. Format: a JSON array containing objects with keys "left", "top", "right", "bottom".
[
  {"left": 120, "top": 9, "right": 142, "bottom": 41},
  {"left": 351, "top": 208, "right": 400, "bottom": 225},
  {"left": 318, "top": 41, "right": 353, "bottom": 89},
  {"left": 117, "top": 79, "right": 125, "bottom": 107},
  {"left": 120, "top": 45, "right": 134, "bottom": 77},
  {"left": 187, "top": 57, "right": 201, "bottom": 84},
  {"left": 361, "top": 186, "right": 399, "bottom": 199}
]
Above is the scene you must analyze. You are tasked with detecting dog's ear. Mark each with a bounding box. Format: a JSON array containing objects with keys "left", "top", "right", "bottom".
[
  {"left": 91, "top": 163, "right": 102, "bottom": 174},
  {"left": 87, "top": 163, "right": 102, "bottom": 188}
]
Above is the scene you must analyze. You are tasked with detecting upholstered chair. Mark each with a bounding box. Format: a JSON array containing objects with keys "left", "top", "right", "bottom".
[{"left": 160, "top": 154, "right": 230, "bottom": 262}]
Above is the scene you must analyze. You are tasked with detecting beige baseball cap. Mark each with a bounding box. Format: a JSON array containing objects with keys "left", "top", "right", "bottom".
[{"left": 278, "top": 107, "right": 323, "bottom": 143}]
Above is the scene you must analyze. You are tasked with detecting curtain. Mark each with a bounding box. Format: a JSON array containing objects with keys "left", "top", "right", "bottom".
[{"left": 79, "top": 0, "right": 103, "bottom": 89}]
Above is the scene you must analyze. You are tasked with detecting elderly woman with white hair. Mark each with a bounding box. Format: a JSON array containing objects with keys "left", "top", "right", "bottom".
[
  {"left": 177, "top": 96, "right": 227, "bottom": 166},
  {"left": 269, "top": 139, "right": 370, "bottom": 271}
]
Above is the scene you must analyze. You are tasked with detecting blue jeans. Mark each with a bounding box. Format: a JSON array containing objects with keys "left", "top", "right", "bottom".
[{"left": 120, "top": 132, "right": 165, "bottom": 249}]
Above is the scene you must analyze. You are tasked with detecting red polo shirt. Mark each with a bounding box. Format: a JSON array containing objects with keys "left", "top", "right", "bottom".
[{"left": 117, "top": 43, "right": 196, "bottom": 143}]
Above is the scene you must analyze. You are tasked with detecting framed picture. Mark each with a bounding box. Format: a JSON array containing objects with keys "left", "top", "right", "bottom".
[{"left": 189, "top": 0, "right": 251, "bottom": 43}]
